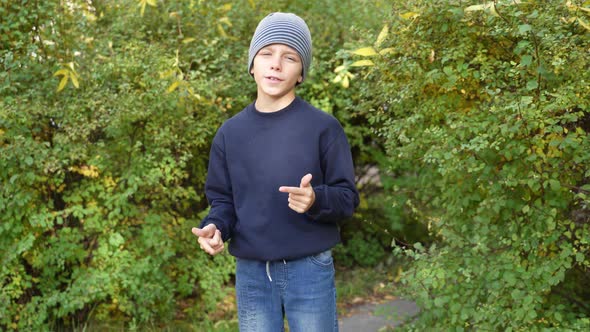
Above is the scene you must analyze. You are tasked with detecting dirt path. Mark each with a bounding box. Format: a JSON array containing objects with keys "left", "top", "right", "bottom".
[{"left": 338, "top": 299, "right": 419, "bottom": 331}]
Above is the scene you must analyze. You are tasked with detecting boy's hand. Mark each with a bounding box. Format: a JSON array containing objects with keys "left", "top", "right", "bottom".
[
  {"left": 279, "top": 173, "right": 316, "bottom": 213},
  {"left": 192, "top": 224, "right": 225, "bottom": 255}
]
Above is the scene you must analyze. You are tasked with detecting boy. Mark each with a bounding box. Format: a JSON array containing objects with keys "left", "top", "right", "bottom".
[{"left": 191, "top": 12, "right": 359, "bottom": 332}]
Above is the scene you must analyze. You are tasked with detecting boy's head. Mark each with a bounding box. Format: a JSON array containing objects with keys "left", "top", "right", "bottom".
[{"left": 248, "top": 12, "right": 312, "bottom": 83}]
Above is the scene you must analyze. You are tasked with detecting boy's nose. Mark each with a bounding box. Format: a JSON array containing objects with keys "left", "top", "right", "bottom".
[{"left": 270, "top": 57, "right": 281, "bottom": 71}]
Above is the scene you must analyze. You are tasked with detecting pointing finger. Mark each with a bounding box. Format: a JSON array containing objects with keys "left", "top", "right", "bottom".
[{"left": 279, "top": 186, "right": 306, "bottom": 194}]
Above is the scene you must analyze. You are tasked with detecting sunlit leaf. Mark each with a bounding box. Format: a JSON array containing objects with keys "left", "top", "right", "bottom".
[
  {"left": 379, "top": 48, "right": 394, "bottom": 55},
  {"left": 375, "top": 25, "right": 389, "bottom": 48},
  {"left": 139, "top": 0, "right": 147, "bottom": 17},
  {"left": 70, "top": 73, "right": 79, "bottom": 88},
  {"left": 334, "top": 65, "right": 346, "bottom": 73},
  {"left": 342, "top": 75, "right": 350, "bottom": 88},
  {"left": 57, "top": 75, "right": 69, "bottom": 92},
  {"left": 166, "top": 81, "right": 180, "bottom": 93},
  {"left": 67, "top": 62, "right": 76, "bottom": 73},
  {"left": 219, "top": 17, "right": 232, "bottom": 27},
  {"left": 53, "top": 69, "right": 69, "bottom": 77},
  {"left": 578, "top": 17, "right": 590, "bottom": 30},
  {"left": 219, "top": 4, "right": 232, "bottom": 11},
  {"left": 465, "top": 3, "right": 493, "bottom": 12},
  {"left": 248, "top": 0, "right": 256, "bottom": 9},
  {"left": 217, "top": 24, "right": 228, "bottom": 37},
  {"left": 351, "top": 47, "right": 378, "bottom": 56},
  {"left": 182, "top": 38, "right": 196, "bottom": 44},
  {"left": 351, "top": 60, "right": 375, "bottom": 67},
  {"left": 159, "top": 69, "right": 176, "bottom": 79},
  {"left": 400, "top": 12, "right": 420, "bottom": 20},
  {"left": 332, "top": 74, "right": 342, "bottom": 83}
]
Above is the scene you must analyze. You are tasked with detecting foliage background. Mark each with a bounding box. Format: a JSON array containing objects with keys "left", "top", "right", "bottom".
[
  {"left": 0, "top": 0, "right": 399, "bottom": 330},
  {"left": 345, "top": 0, "right": 590, "bottom": 330},
  {"left": 2, "top": 0, "right": 589, "bottom": 330}
]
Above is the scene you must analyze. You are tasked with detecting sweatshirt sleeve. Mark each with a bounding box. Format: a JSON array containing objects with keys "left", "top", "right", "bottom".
[
  {"left": 199, "top": 131, "right": 236, "bottom": 242},
  {"left": 306, "top": 124, "right": 359, "bottom": 223}
]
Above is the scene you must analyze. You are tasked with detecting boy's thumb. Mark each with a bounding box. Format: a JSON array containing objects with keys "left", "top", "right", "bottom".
[
  {"left": 300, "top": 173, "right": 312, "bottom": 188},
  {"left": 192, "top": 224, "right": 215, "bottom": 238}
]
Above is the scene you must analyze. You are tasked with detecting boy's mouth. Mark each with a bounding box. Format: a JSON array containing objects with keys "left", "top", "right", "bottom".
[{"left": 265, "top": 75, "right": 283, "bottom": 82}]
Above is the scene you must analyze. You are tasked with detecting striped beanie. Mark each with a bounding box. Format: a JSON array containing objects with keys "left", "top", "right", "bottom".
[{"left": 248, "top": 12, "right": 312, "bottom": 83}]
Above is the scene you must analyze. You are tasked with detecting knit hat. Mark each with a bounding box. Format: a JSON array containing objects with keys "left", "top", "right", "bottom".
[{"left": 248, "top": 12, "right": 312, "bottom": 83}]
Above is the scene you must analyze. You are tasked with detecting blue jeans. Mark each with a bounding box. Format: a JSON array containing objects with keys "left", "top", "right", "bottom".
[{"left": 235, "top": 249, "right": 338, "bottom": 332}]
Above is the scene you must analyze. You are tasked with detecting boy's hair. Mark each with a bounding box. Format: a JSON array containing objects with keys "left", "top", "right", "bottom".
[{"left": 248, "top": 12, "right": 312, "bottom": 82}]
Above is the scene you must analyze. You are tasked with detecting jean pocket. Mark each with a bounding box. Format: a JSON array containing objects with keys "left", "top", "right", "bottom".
[{"left": 309, "top": 249, "right": 333, "bottom": 267}]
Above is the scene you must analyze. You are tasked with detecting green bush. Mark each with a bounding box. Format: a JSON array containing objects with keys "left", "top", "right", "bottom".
[
  {"left": 0, "top": 0, "right": 395, "bottom": 329},
  {"left": 348, "top": 0, "right": 590, "bottom": 329}
]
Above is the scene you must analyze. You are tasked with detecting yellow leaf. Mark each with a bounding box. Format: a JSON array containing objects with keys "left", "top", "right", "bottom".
[
  {"left": 219, "top": 4, "right": 232, "bottom": 11},
  {"left": 332, "top": 74, "right": 342, "bottom": 84},
  {"left": 350, "top": 60, "right": 375, "bottom": 67},
  {"left": 139, "top": 1, "right": 146, "bottom": 17},
  {"left": 159, "top": 69, "right": 176, "bottom": 79},
  {"left": 379, "top": 48, "right": 394, "bottom": 55},
  {"left": 561, "top": 17, "right": 577, "bottom": 24},
  {"left": 342, "top": 76, "right": 350, "bottom": 88},
  {"left": 578, "top": 17, "right": 590, "bottom": 30},
  {"left": 70, "top": 73, "right": 79, "bottom": 88},
  {"left": 334, "top": 65, "right": 346, "bottom": 73},
  {"left": 169, "top": 12, "right": 180, "bottom": 19},
  {"left": 351, "top": 47, "right": 378, "bottom": 56},
  {"left": 57, "top": 75, "right": 69, "bottom": 92},
  {"left": 400, "top": 12, "right": 419, "bottom": 20},
  {"left": 219, "top": 17, "right": 232, "bottom": 26},
  {"left": 217, "top": 24, "right": 228, "bottom": 37},
  {"left": 166, "top": 81, "right": 180, "bottom": 93},
  {"left": 85, "top": 12, "right": 97, "bottom": 22},
  {"left": 182, "top": 38, "right": 196, "bottom": 44},
  {"left": 247, "top": 0, "right": 256, "bottom": 9},
  {"left": 53, "top": 69, "right": 69, "bottom": 77},
  {"left": 375, "top": 25, "right": 389, "bottom": 48}
]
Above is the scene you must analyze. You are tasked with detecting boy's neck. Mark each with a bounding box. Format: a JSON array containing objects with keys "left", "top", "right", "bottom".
[{"left": 255, "top": 93, "right": 296, "bottom": 113}]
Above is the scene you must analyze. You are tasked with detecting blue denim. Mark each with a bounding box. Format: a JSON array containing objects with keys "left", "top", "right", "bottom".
[{"left": 235, "top": 249, "right": 338, "bottom": 332}]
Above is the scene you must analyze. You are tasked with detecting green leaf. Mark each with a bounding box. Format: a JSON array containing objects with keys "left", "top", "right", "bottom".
[
  {"left": 520, "top": 55, "right": 533, "bottom": 66},
  {"left": 549, "top": 179, "right": 561, "bottom": 191},
  {"left": 526, "top": 79, "right": 538, "bottom": 90},
  {"left": 518, "top": 24, "right": 532, "bottom": 34}
]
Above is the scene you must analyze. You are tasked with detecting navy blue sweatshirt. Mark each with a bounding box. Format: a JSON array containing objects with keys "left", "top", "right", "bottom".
[{"left": 200, "top": 96, "right": 359, "bottom": 261}]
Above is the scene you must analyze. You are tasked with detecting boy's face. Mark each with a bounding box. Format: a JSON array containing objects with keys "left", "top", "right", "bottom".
[{"left": 250, "top": 43, "right": 303, "bottom": 101}]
